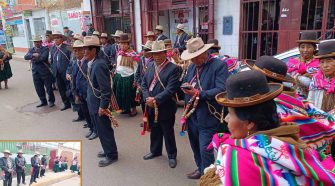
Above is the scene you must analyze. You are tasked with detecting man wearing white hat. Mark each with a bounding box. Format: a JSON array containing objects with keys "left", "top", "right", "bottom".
[
  {"left": 98, "top": 33, "right": 114, "bottom": 69},
  {"left": 155, "top": 25, "right": 168, "bottom": 41},
  {"left": 0, "top": 150, "right": 14, "bottom": 186},
  {"left": 141, "top": 40, "right": 180, "bottom": 168},
  {"left": 144, "top": 31, "right": 156, "bottom": 42},
  {"left": 30, "top": 152, "right": 41, "bottom": 185},
  {"left": 180, "top": 37, "right": 229, "bottom": 179},
  {"left": 24, "top": 35, "right": 55, "bottom": 108},
  {"left": 15, "top": 150, "right": 26, "bottom": 185},
  {"left": 84, "top": 36, "right": 118, "bottom": 167},
  {"left": 92, "top": 31, "right": 100, "bottom": 37},
  {"left": 71, "top": 40, "right": 95, "bottom": 140},
  {"left": 50, "top": 31, "right": 72, "bottom": 111},
  {"left": 173, "top": 23, "right": 188, "bottom": 54}
]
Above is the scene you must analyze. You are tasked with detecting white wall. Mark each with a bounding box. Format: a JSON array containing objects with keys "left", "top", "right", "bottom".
[
  {"left": 13, "top": 36, "right": 28, "bottom": 48},
  {"left": 82, "top": 0, "right": 91, "bottom": 11},
  {"left": 134, "top": 0, "right": 142, "bottom": 52},
  {"left": 214, "top": 0, "right": 240, "bottom": 57}
]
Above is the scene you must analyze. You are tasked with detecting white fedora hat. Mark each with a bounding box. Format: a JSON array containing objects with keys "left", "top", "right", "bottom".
[
  {"left": 100, "top": 33, "right": 108, "bottom": 38},
  {"left": 92, "top": 31, "right": 100, "bottom": 36},
  {"left": 155, "top": 25, "right": 164, "bottom": 31},
  {"left": 52, "top": 31, "right": 64, "bottom": 36},
  {"left": 3, "top": 149, "right": 11, "bottom": 155},
  {"left": 83, "top": 36, "right": 101, "bottom": 47},
  {"left": 144, "top": 31, "right": 155, "bottom": 37},
  {"left": 176, "top": 24, "right": 185, "bottom": 31},
  {"left": 149, "top": 40, "right": 168, "bottom": 53},
  {"left": 181, "top": 37, "right": 214, "bottom": 60},
  {"left": 142, "top": 40, "right": 154, "bottom": 50},
  {"left": 111, "top": 30, "right": 124, "bottom": 37},
  {"left": 72, "top": 33, "right": 84, "bottom": 41},
  {"left": 30, "top": 35, "right": 42, "bottom": 42},
  {"left": 73, "top": 40, "right": 85, "bottom": 48}
]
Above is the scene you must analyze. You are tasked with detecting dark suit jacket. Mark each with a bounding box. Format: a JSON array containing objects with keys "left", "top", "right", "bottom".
[
  {"left": 30, "top": 157, "right": 39, "bottom": 169},
  {"left": 98, "top": 44, "right": 115, "bottom": 68},
  {"left": 183, "top": 56, "right": 229, "bottom": 129},
  {"left": 0, "top": 157, "right": 15, "bottom": 175},
  {"left": 24, "top": 46, "right": 51, "bottom": 76},
  {"left": 173, "top": 32, "right": 188, "bottom": 53},
  {"left": 87, "top": 58, "right": 111, "bottom": 114},
  {"left": 134, "top": 56, "right": 154, "bottom": 86},
  {"left": 50, "top": 44, "right": 72, "bottom": 77},
  {"left": 156, "top": 34, "right": 168, "bottom": 41},
  {"left": 141, "top": 61, "right": 180, "bottom": 121},
  {"left": 15, "top": 156, "right": 26, "bottom": 173},
  {"left": 41, "top": 157, "right": 47, "bottom": 166},
  {"left": 72, "top": 59, "right": 89, "bottom": 99}
]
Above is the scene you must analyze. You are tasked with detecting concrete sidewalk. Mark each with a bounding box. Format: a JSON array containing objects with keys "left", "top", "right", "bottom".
[{"left": 11, "top": 170, "right": 79, "bottom": 186}]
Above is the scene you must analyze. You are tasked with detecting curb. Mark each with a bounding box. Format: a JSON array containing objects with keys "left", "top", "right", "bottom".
[{"left": 31, "top": 172, "right": 78, "bottom": 186}]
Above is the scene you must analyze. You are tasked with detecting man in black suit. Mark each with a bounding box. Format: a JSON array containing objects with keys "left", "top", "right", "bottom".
[
  {"left": 0, "top": 150, "right": 15, "bottom": 186},
  {"left": 30, "top": 152, "right": 40, "bottom": 185},
  {"left": 84, "top": 36, "right": 118, "bottom": 167},
  {"left": 141, "top": 40, "right": 180, "bottom": 168},
  {"left": 155, "top": 25, "right": 168, "bottom": 41},
  {"left": 173, "top": 23, "right": 188, "bottom": 54},
  {"left": 24, "top": 35, "right": 55, "bottom": 108},
  {"left": 40, "top": 155, "right": 47, "bottom": 177},
  {"left": 50, "top": 31, "right": 72, "bottom": 111},
  {"left": 15, "top": 150, "right": 26, "bottom": 185}
]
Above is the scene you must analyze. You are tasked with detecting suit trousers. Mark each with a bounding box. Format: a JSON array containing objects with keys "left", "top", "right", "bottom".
[
  {"left": 33, "top": 74, "right": 55, "bottom": 103},
  {"left": 16, "top": 171, "right": 25, "bottom": 184},
  {"left": 56, "top": 72, "right": 70, "bottom": 106},
  {"left": 30, "top": 168, "right": 39, "bottom": 183},
  {"left": 149, "top": 117, "right": 177, "bottom": 159},
  {"left": 92, "top": 114, "right": 118, "bottom": 158},
  {"left": 3, "top": 174, "right": 12, "bottom": 186},
  {"left": 80, "top": 99, "right": 91, "bottom": 128}
]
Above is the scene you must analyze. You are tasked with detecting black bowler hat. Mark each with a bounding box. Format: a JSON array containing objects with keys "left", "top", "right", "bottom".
[
  {"left": 296, "top": 31, "right": 319, "bottom": 44},
  {"left": 216, "top": 70, "right": 283, "bottom": 107},
  {"left": 45, "top": 30, "right": 52, "bottom": 36},
  {"left": 245, "top": 55, "right": 294, "bottom": 83},
  {"left": 315, "top": 40, "right": 335, "bottom": 59}
]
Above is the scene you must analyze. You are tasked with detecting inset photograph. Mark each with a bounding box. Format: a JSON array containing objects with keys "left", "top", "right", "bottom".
[{"left": 0, "top": 141, "right": 81, "bottom": 186}]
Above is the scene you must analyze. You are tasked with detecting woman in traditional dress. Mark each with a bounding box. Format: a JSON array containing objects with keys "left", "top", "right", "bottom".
[
  {"left": 0, "top": 46, "right": 12, "bottom": 89},
  {"left": 52, "top": 156, "right": 60, "bottom": 173},
  {"left": 200, "top": 70, "right": 335, "bottom": 185},
  {"left": 286, "top": 31, "right": 320, "bottom": 98},
  {"left": 308, "top": 40, "right": 335, "bottom": 113},
  {"left": 113, "top": 34, "right": 139, "bottom": 116},
  {"left": 70, "top": 157, "right": 78, "bottom": 173}
]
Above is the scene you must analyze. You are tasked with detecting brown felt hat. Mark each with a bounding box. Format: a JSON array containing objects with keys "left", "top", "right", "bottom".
[
  {"left": 119, "top": 34, "right": 131, "bottom": 43},
  {"left": 216, "top": 70, "right": 283, "bottom": 107},
  {"left": 296, "top": 31, "right": 320, "bottom": 44},
  {"left": 207, "top": 39, "right": 221, "bottom": 49},
  {"left": 314, "top": 40, "right": 335, "bottom": 59}
]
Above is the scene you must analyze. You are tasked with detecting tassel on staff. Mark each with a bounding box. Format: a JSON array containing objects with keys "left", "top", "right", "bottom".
[
  {"left": 141, "top": 105, "right": 150, "bottom": 135},
  {"left": 135, "top": 87, "right": 141, "bottom": 103}
]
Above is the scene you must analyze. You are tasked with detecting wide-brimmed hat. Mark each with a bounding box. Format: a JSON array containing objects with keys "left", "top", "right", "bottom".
[
  {"left": 34, "top": 152, "right": 40, "bottom": 156},
  {"left": 52, "top": 31, "right": 64, "bottom": 37},
  {"left": 119, "top": 34, "right": 130, "bottom": 43},
  {"left": 155, "top": 25, "right": 164, "bottom": 31},
  {"left": 176, "top": 23, "right": 185, "bottom": 31},
  {"left": 314, "top": 40, "right": 335, "bottom": 59},
  {"left": 111, "top": 30, "right": 123, "bottom": 37},
  {"left": 207, "top": 39, "right": 221, "bottom": 49},
  {"left": 3, "top": 150, "right": 11, "bottom": 155},
  {"left": 145, "top": 31, "right": 155, "bottom": 37},
  {"left": 72, "top": 33, "right": 83, "bottom": 41},
  {"left": 73, "top": 40, "right": 85, "bottom": 48},
  {"left": 99, "top": 33, "right": 108, "bottom": 38},
  {"left": 296, "top": 31, "right": 319, "bottom": 44},
  {"left": 31, "top": 35, "right": 42, "bottom": 42},
  {"left": 83, "top": 36, "right": 101, "bottom": 47},
  {"left": 164, "top": 39, "right": 172, "bottom": 46},
  {"left": 181, "top": 37, "right": 214, "bottom": 60},
  {"left": 17, "top": 150, "right": 24, "bottom": 154},
  {"left": 149, "top": 40, "right": 168, "bottom": 53},
  {"left": 45, "top": 30, "right": 52, "bottom": 36},
  {"left": 92, "top": 31, "right": 100, "bottom": 36},
  {"left": 216, "top": 70, "right": 283, "bottom": 107},
  {"left": 245, "top": 56, "right": 295, "bottom": 83},
  {"left": 142, "top": 40, "right": 153, "bottom": 50}
]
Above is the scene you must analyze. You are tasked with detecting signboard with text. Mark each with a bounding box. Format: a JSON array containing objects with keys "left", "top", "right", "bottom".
[{"left": 67, "top": 10, "right": 80, "bottom": 21}]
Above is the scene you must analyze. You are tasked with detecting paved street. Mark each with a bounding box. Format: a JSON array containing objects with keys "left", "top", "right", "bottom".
[{"left": 0, "top": 60, "right": 198, "bottom": 186}]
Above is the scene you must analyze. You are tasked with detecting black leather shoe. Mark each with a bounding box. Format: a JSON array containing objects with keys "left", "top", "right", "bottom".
[
  {"left": 36, "top": 102, "right": 47, "bottom": 107},
  {"left": 187, "top": 170, "right": 201, "bottom": 179},
  {"left": 49, "top": 102, "right": 55, "bottom": 107},
  {"left": 83, "top": 124, "right": 88, "bottom": 128},
  {"left": 98, "top": 157, "right": 118, "bottom": 167},
  {"left": 72, "top": 117, "right": 84, "bottom": 122},
  {"left": 97, "top": 151, "right": 106, "bottom": 158},
  {"left": 169, "top": 159, "right": 177, "bottom": 168},
  {"left": 85, "top": 130, "right": 93, "bottom": 138},
  {"left": 88, "top": 133, "right": 98, "bottom": 140},
  {"left": 60, "top": 104, "right": 71, "bottom": 111},
  {"left": 143, "top": 153, "right": 162, "bottom": 160}
]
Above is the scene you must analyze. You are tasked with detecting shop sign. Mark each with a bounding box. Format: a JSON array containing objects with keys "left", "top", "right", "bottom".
[
  {"left": 50, "top": 18, "right": 59, "bottom": 27},
  {"left": 5, "top": 19, "right": 23, "bottom": 25},
  {"left": 67, "top": 10, "right": 80, "bottom": 20},
  {"left": 23, "top": 10, "right": 32, "bottom": 17}
]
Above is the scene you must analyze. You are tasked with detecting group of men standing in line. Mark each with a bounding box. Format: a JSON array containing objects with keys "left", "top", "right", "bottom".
[
  {"left": 0, "top": 150, "right": 47, "bottom": 186},
  {"left": 23, "top": 22, "right": 232, "bottom": 180}
]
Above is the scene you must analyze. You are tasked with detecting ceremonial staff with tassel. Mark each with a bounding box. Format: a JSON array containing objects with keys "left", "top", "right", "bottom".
[{"left": 141, "top": 40, "right": 180, "bottom": 169}]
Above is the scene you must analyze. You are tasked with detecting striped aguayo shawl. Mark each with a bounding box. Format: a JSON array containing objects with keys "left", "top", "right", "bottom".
[
  {"left": 275, "top": 93, "right": 335, "bottom": 152},
  {"left": 208, "top": 133, "right": 335, "bottom": 186},
  {"left": 210, "top": 54, "right": 240, "bottom": 75}
]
